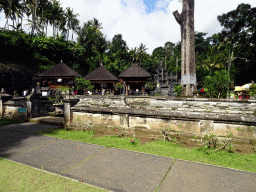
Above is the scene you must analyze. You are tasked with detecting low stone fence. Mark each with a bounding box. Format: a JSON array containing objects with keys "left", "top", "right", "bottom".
[
  {"left": 75, "top": 95, "right": 256, "bottom": 115},
  {"left": 1, "top": 93, "right": 256, "bottom": 141},
  {"left": 0, "top": 90, "right": 55, "bottom": 118},
  {"left": 69, "top": 95, "right": 256, "bottom": 140}
]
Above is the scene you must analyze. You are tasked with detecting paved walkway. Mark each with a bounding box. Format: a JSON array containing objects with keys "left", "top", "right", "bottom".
[{"left": 1, "top": 120, "right": 256, "bottom": 192}]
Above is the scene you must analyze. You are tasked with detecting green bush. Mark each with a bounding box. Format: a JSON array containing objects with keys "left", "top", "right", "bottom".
[
  {"left": 174, "top": 85, "right": 182, "bottom": 97},
  {"left": 154, "top": 92, "right": 161, "bottom": 96},
  {"left": 75, "top": 78, "right": 94, "bottom": 94},
  {"left": 116, "top": 82, "right": 123, "bottom": 89},
  {"left": 249, "top": 84, "right": 256, "bottom": 96},
  {"left": 203, "top": 70, "right": 231, "bottom": 98},
  {"left": 144, "top": 81, "right": 154, "bottom": 90}
]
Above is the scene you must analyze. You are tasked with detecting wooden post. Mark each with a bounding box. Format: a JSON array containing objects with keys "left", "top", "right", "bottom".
[{"left": 173, "top": 0, "right": 196, "bottom": 96}]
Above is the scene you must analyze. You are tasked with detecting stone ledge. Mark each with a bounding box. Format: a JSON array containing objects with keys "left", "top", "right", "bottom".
[{"left": 71, "top": 106, "right": 256, "bottom": 125}]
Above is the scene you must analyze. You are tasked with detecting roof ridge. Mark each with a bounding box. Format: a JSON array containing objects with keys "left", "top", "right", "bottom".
[
  {"left": 37, "top": 62, "right": 81, "bottom": 77},
  {"left": 84, "top": 66, "right": 118, "bottom": 81},
  {"left": 118, "top": 64, "right": 150, "bottom": 78}
]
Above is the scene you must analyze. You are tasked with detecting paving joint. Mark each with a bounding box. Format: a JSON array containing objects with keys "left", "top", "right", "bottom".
[
  {"left": 154, "top": 159, "right": 177, "bottom": 192},
  {"left": 58, "top": 147, "right": 110, "bottom": 175}
]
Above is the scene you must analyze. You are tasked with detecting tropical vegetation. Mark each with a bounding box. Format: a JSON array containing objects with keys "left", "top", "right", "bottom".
[{"left": 0, "top": 1, "right": 255, "bottom": 98}]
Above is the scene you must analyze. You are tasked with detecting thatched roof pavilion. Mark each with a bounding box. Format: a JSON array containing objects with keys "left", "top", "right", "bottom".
[
  {"left": 84, "top": 65, "right": 119, "bottom": 93},
  {"left": 118, "top": 64, "right": 150, "bottom": 95},
  {"left": 37, "top": 62, "right": 81, "bottom": 78},
  {"left": 119, "top": 64, "right": 150, "bottom": 78},
  {"left": 36, "top": 61, "right": 81, "bottom": 90}
]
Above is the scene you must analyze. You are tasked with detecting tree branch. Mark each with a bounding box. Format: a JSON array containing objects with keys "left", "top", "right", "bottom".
[{"left": 173, "top": 10, "right": 182, "bottom": 25}]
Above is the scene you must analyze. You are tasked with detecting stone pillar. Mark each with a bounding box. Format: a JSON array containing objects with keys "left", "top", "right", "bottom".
[
  {"left": 64, "top": 101, "right": 71, "bottom": 127},
  {"left": 25, "top": 88, "right": 35, "bottom": 119},
  {"left": 0, "top": 96, "right": 2, "bottom": 116},
  {"left": 26, "top": 100, "right": 31, "bottom": 119}
]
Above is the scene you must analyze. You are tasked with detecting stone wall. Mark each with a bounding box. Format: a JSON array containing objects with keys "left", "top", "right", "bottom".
[
  {"left": 71, "top": 96, "right": 256, "bottom": 140},
  {"left": 1, "top": 91, "right": 55, "bottom": 118},
  {"left": 75, "top": 95, "right": 256, "bottom": 114}
]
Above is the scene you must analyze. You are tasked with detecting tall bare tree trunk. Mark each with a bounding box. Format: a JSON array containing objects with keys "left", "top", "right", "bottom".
[{"left": 173, "top": 0, "right": 196, "bottom": 96}]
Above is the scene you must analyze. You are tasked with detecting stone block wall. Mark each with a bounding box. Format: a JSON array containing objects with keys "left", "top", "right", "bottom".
[
  {"left": 1, "top": 92, "right": 55, "bottom": 118},
  {"left": 74, "top": 95, "right": 256, "bottom": 115},
  {"left": 71, "top": 96, "right": 256, "bottom": 139}
]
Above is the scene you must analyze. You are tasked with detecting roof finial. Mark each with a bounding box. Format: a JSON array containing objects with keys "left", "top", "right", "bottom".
[
  {"left": 61, "top": 59, "right": 62, "bottom": 63},
  {"left": 100, "top": 60, "right": 103, "bottom": 66}
]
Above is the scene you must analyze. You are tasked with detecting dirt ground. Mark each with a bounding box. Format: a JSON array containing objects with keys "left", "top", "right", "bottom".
[{"left": 89, "top": 125, "right": 256, "bottom": 155}]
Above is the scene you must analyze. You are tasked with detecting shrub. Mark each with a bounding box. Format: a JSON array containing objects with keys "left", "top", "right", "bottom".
[
  {"left": 116, "top": 82, "right": 123, "bottom": 89},
  {"left": 144, "top": 81, "right": 154, "bottom": 90},
  {"left": 75, "top": 78, "right": 94, "bottom": 94},
  {"left": 203, "top": 70, "right": 231, "bottom": 98},
  {"left": 249, "top": 84, "right": 256, "bottom": 96},
  {"left": 174, "top": 85, "right": 182, "bottom": 97},
  {"left": 154, "top": 92, "right": 161, "bottom": 96}
]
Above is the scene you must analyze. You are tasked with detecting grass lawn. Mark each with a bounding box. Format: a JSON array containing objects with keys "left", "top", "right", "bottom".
[
  {"left": 0, "top": 158, "right": 109, "bottom": 192},
  {"left": 0, "top": 118, "right": 27, "bottom": 126},
  {"left": 36, "top": 128, "right": 256, "bottom": 173}
]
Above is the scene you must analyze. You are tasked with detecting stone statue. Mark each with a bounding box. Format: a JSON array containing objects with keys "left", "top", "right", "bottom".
[{"left": 173, "top": 0, "right": 196, "bottom": 96}]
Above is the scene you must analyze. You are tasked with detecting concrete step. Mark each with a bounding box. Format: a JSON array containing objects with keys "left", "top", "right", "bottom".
[{"left": 29, "top": 116, "right": 64, "bottom": 126}]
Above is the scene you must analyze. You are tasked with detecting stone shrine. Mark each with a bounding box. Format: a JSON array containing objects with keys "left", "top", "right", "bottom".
[{"left": 155, "top": 61, "right": 179, "bottom": 96}]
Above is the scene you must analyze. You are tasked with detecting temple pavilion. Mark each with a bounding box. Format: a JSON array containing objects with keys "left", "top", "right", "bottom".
[
  {"left": 84, "top": 65, "right": 119, "bottom": 94},
  {"left": 118, "top": 64, "right": 150, "bottom": 95},
  {"left": 36, "top": 60, "right": 82, "bottom": 90}
]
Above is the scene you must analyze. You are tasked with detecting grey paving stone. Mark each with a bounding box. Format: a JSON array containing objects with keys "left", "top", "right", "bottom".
[
  {"left": 7, "top": 139, "right": 107, "bottom": 174},
  {"left": 158, "top": 159, "right": 256, "bottom": 192},
  {"left": 0, "top": 122, "right": 58, "bottom": 134},
  {"left": 0, "top": 132, "right": 60, "bottom": 157},
  {"left": 61, "top": 148, "right": 174, "bottom": 192}
]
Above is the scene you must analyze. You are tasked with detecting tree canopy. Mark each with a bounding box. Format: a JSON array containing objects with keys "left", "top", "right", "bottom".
[{"left": 0, "top": 2, "right": 255, "bottom": 97}]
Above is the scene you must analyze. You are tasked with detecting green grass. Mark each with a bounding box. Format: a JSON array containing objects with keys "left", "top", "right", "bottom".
[
  {"left": 0, "top": 118, "right": 27, "bottom": 126},
  {"left": 0, "top": 158, "right": 108, "bottom": 192},
  {"left": 36, "top": 128, "right": 256, "bottom": 173}
]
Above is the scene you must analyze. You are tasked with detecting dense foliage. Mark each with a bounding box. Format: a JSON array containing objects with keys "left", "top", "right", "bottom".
[
  {"left": 0, "top": 1, "right": 255, "bottom": 98},
  {"left": 202, "top": 70, "right": 231, "bottom": 98}
]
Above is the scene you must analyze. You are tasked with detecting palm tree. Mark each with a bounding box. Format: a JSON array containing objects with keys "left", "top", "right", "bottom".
[
  {"left": 77, "top": 18, "right": 103, "bottom": 48},
  {"left": 25, "top": 0, "right": 40, "bottom": 35},
  {"left": 48, "top": 0, "right": 64, "bottom": 38},
  {"left": 129, "top": 47, "right": 138, "bottom": 63},
  {"left": 64, "top": 7, "right": 73, "bottom": 41},
  {"left": 39, "top": 1, "right": 52, "bottom": 36},
  {"left": 35, "top": 0, "right": 51, "bottom": 34},
  {"left": 92, "top": 18, "right": 103, "bottom": 36},
  {"left": 2, "top": 0, "right": 24, "bottom": 30},
  {"left": 92, "top": 35, "right": 108, "bottom": 66},
  {"left": 137, "top": 43, "right": 148, "bottom": 66},
  {"left": 71, "top": 17, "right": 79, "bottom": 42}
]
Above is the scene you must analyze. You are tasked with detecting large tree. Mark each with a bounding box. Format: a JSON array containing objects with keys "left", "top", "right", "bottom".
[
  {"left": 217, "top": 3, "right": 256, "bottom": 85},
  {"left": 173, "top": 0, "right": 196, "bottom": 96}
]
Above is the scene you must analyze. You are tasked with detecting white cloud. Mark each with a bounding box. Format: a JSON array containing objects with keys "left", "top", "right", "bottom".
[{"left": 0, "top": 0, "right": 256, "bottom": 55}]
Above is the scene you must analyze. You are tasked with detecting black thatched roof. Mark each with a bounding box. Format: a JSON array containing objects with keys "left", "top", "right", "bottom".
[
  {"left": 84, "top": 66, "right": 119, "bottom": 81},
  {"left": 118, "top": 64, "right": 150, "bottom": 78},
  {"left": 37, "top": 62, "right": 81, "bottom": 77}
]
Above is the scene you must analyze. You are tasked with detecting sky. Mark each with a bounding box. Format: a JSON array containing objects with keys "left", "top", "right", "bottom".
[{"left": 0, "top": 0, "right": 256, "bottom": 55}]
